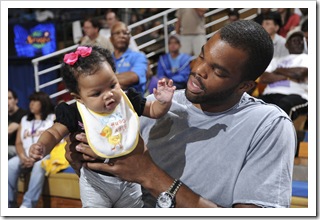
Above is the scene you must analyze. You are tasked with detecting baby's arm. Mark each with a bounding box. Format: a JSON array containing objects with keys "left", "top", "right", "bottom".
[
  {"left": 29, "top": 123, "right": 69, "bottom": 161},
  {"left": 143, "top": 78, "right": 176, "bottom": 119}
]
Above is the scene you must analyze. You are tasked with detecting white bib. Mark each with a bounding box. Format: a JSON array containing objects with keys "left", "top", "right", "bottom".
[{"left": 77, "top": 91, "right": 140, "bottom": 158}]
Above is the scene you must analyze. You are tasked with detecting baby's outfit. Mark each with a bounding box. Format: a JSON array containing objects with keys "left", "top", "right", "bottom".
[{"left": 55, "top": 88, "right": 146, "bottom": 208}]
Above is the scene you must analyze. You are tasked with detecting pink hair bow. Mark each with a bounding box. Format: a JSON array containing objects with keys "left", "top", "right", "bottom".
[{"left": 63, "top": 46, "right": 92, "bottom": 65}]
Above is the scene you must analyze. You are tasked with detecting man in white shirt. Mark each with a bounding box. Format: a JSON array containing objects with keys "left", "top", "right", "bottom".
[
  {"left": 80, "top": 17, "right": 113, "bottom": 52},
  {"left": 99, "top": 10, "right": 139, "bottom": 52},
  {"left": 259, "top": 30, "right": 308, "bottom": 120},
  {"left": 261, "top": 13, "right": 289, "bottom": 59}
]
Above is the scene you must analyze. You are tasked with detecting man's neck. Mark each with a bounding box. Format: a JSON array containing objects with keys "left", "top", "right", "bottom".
[
  {"left": 270, "top": 33, "right": 275, "bottom": 40},
  {"left": 8, "top": 106, "right": 19, "bottom": 116},
  {"left": 89, "top": 33, "right": 99, "bottom": 41},
  {"left": 170, "top": 51, "right": 179, "bottom": 58},
  {"left": 114, "top": 48, "right": 127, "bottom": 59},
  {"left": 192, "top": 93, "right": 243, "bottom": 113}
]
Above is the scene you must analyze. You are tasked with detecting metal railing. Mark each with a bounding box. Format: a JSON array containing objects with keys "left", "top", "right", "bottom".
[{"left": 32, "top": 8, "right": 258, "bottom": 101}]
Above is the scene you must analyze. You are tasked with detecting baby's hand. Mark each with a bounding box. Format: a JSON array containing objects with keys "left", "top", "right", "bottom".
[
  {"left": 29, "top": 143, "right": 45, "bottom": 161},
  {"left": 153, "top": 78, "right": 176, "bottom": 104}
]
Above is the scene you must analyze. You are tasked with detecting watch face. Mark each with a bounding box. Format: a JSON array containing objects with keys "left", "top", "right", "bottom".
[{"left": 156, "top": 192, "right": 173, "bottom": 208}]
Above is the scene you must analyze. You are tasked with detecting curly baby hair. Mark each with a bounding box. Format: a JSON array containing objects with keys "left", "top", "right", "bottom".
[{"left": 60, "top": 45, "right": 116, "bottom": 95}]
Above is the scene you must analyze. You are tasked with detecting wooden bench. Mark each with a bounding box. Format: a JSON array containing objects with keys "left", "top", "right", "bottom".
[{"left": 18, "top": 167, "right": 82, "bottom": 208}]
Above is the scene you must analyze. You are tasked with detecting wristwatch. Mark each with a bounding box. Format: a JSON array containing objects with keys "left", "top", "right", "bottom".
[{"left": 156, "top": 179, "right": 182, "bottom": 208}]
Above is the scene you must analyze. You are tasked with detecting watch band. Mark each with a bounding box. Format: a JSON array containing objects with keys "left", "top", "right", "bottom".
[{"left": 168, "top": 179, "right": 182, "bottom": 196}]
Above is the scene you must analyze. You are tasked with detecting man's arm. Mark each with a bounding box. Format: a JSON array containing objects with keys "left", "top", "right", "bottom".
[
  {"left": 8, "top": 122, "right": 20, "bottom": 135},
  {"left": 259, "top": 71, "right": 287, "bottom": 84},
  {"left": 116, "top": 52, "right": 147, "bottom": 90},
  {"left": 71, "top": 133, "right": 260, "bottom": 208},
  {"left": 116, "top": 71, "right": 139, "bottom": 90},
  {"left": 194, "top": 8, "right": 208, "bottom": 17},
  {"left": 274, "top": 67, "right": 308, "bottom": 83}
]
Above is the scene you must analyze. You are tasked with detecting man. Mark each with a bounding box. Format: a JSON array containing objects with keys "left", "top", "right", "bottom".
[
  {"left": 226, "top": 10, "right": 240, "bottom": 24},
  {"left": 80, "top": 17, "right": 113, "bottom": 52},
  {"left": 254, "top": 8, "right": 280, "bottom": 25},
  {"left": 99, "top": 10, "right": 139, "bottom": 52},
  {"left": 175, "top": 8, "right": 208, "bottom": 56},
  {"left": 8, "top": 89, "right": 27, "bottom": 159},
  {"left": 111, "top": 21, "right": 148, "bottom": 94},
  {"left": 259, "top": 30, "right": 307, "bottom": 120},
  {"left": 148, "top": 34, "right": 192, "bottom": 93},
  {"left": 66, "top": 20, "right": 296, "bottom": 208},
  {"left": 261, "top": 13, "right": 289, "bottom": 59}
]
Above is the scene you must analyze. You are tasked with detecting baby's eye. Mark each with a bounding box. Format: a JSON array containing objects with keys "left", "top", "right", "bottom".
[
  {"left": 91, "top": 92, "right": 101, "bottom": 97},
  {"left": 111, "top": 84, "right": 116, "bottom": 89}
]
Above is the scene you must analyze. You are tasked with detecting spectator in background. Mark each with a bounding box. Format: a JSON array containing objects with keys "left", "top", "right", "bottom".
[
  {"left": 111, "top": 21, "right": 148, "bottom": 95},
  {"left": 99, "top": 10, "right": 139, "bottom": 52},
  {"left": 301, "top": 19, "right": 308, "bottom": 54},
  {"left": 148, "top": 34, "right": 192, "bottom": 93},
  {"left": 8, "top": 89, "right": 27, "bottom": 159},
  {"left": 277, "top": 8, "right": 300, "bottom": 38},
  {"left": 8, "top": 91, "right": 55, "bottom": 208},
  {"left": 226, "top": 10, "right": 240, "bottom": 24},
  {"left": 254, "top": 8, "right": 278, "bottom": 25},
  {"left": 298, "top": 8, "right": 308, "bottom": 27},
  {"left": 261, "top": 13, "right": 289, "bottom": 58},
  {"left": 175, "top": 8, "right": 208, "bottom": 56},
  {"left": 259, "top": 30, "right": 307, "bottom": 120},
  {"left": 80, "top": 17, "right": 113, "bottom": 52}
]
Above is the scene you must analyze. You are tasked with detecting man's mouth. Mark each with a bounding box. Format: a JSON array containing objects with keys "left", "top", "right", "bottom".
[{"left": 187, "top": 75, "right": 204, "bottom": 93}]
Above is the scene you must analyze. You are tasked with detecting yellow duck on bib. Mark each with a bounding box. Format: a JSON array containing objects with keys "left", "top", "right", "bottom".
[{"left": 100, "top": 125, "right": 123, "bottom": 150}]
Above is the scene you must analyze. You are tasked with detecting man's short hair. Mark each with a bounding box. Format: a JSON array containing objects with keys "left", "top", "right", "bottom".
[
  {"left": 262, "top": 12, "right": 282, "bottom": 27},
  {"left": 220, "top": 20, "right": 274, "bottom": 81}
]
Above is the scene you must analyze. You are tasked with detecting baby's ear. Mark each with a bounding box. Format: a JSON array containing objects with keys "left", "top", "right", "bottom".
[{"left": 71, "top": 92, "right": 83, "bottom": 104}]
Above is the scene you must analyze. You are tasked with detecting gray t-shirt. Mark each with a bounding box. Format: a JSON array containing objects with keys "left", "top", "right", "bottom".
[{"left": 140, "top": 90, "right": 296, "bottom": 208}]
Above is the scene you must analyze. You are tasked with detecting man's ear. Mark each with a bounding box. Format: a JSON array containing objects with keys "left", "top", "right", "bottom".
[
  {"left": 71, "top": 92, "right": 83, "bottom": 104},
  {"left": 238, "top": 81, "right": 256, "bottom": 93}
]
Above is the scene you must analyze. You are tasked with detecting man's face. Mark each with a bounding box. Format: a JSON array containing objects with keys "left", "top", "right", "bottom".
[
  {"left": 83, "top": 21, "right": 98, "bottom": 39},
  {"left": 111, "top": 23, "right": 130, "bottom": 51},
  {"left": 168, "top": 38, "right": 180, "bottom": 54},
  {"left": 8, "top": 91, "right": 17, "bottom": 113},
  {"left": 262, "top": 19, "right": 278, "bottom": 36},
  {"left": 106, "top": 12, "right": 117, "bottom": 29},
  {"left": 286, "top": 35, "right": 304, "bottom": 54},
  {"left": 185, "top": 33, "right": 248, "bottom": 107}
]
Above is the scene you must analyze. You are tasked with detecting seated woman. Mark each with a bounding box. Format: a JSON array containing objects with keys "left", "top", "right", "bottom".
[{"left": 8, "top": 91, "right": 55, "bottom": 208}]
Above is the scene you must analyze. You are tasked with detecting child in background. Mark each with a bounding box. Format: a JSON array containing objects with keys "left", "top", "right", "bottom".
[{"left": 29, "top": 46, "right": 176, "bottom": 208}]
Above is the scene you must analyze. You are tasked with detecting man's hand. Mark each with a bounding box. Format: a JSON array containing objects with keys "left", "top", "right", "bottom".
[
  {"left": 64, "top": 132, "right": 98, "bottom": 176},
  {"left": 77, "top": 135, "right": 150, "bottom": 184}
]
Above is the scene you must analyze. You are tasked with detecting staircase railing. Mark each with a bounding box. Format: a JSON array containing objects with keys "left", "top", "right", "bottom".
[{"left": 32, "top": 8, "right": 258, "bottom": 101}]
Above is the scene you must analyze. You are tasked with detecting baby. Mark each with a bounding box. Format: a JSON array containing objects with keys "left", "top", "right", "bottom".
[{"left": 29, "top": 46, "right": 175, "bottom": 208}]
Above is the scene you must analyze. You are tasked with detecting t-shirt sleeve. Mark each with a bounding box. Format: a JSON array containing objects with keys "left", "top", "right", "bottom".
[
  {"left": 232, "top": 116, "right": 296, "bottom": 207},
  {"left": 126, "top": 87, "right": 146, "bottom": 116},
  {"left": 130, "top": 52, "right": 147, "bottom": 86},
  {"left": 54, "top": 102, "right": 79, "bottom": 132}
]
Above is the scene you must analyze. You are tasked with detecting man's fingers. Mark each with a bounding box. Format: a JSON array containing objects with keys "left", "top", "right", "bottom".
[
  {"left": 75, "top": 133, "right": 88, "bottom": 143},
  {"left": 75, "top": 143, "right": 99, "bottom": 160},
  {"left": 84, "top": 162, "right": 115, "bottom": 174}
]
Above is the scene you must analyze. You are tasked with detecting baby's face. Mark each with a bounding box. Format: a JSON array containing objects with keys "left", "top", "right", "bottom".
[{"left": 76, "top": 62, "right": 122, "bottom": 114}]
